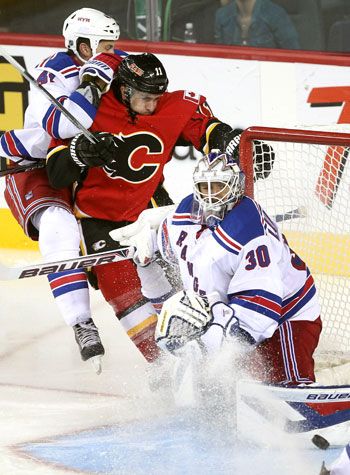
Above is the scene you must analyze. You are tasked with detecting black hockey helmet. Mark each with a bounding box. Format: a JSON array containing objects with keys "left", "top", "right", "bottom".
[{"left": 117, "top": 53, "right": 168, "bottom": 94}]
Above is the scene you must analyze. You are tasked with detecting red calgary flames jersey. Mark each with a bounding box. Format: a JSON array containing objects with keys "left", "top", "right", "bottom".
[{"left": 60, "top": 89, "right": 214, "bottom": 222}]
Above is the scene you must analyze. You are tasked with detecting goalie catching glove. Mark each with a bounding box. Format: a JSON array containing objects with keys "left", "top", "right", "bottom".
[
  {"left": 156, "top": 292, "right": 255, "bottom": 355},
  {"left": 69, "top": 131, "right": 119, "bottom": 169},
  {"left": 155, "top": 290, "right": 212, "bottom": 353}
]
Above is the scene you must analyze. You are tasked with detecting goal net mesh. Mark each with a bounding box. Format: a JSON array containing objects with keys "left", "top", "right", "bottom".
[{"left": 240, "top": 126, "right": 350, "bottom": 371}]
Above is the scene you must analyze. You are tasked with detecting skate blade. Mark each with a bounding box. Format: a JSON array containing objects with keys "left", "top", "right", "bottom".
[{"left": 90, "top": 355, "right": 103, "bottom": 375}]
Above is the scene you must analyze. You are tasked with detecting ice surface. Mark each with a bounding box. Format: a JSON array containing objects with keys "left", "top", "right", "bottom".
[{"left": 0, "top": 250, "right": 343, "bottom": 474}]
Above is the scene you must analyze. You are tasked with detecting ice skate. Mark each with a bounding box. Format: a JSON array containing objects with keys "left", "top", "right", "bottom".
[{"left": 73, "top": 319, "right": 105, "bottom": 374}]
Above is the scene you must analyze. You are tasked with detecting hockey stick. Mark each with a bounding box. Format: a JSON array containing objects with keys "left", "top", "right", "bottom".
[
  {"left": 0, "top": 246, "right": 135, "bottom": 281},
  {"left": 0, "top": 46, "right": 98, "bottom": 145},
  {"left": 0, "top": 158, "right": 45, "bottom": 177},
  {"left": 274, "top": 206, "right": 307, "bottom": 223}
]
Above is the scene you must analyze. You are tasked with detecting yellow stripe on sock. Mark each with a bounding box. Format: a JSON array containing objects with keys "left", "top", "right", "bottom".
[{"left": 126, "top": 314, "right": 158, "bottom": 339}]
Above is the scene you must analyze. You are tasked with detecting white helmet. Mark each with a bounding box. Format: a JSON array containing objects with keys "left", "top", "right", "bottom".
[
  {"left": 192, "top": 150, "right": 245, "bottom": 227},
  {"left": 63, "top": 8, "right": 120, "bottom": 62}
]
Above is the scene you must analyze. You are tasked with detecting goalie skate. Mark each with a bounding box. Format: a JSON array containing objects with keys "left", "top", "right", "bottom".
[{"left": 73, "top": 319, "right": 105, "bottom": 374}]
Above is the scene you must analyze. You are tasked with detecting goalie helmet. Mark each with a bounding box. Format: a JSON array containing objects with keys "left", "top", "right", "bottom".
[
  {"left": 63, "top": 8, "right": 120, "bottom": 62},
  {"left": 192, "top": 150, "right": 245, "bottom": 227},
  {"left": 117, "top": 53, "right": 169, "bottom": 95}
]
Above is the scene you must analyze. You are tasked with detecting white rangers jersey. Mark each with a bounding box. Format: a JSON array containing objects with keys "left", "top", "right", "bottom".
[
  {"left": 0, "top": 49, "right": 126, "bottom": 163},
  {"left": 159, "top": 195, "right": 321, "bottom": 344}
]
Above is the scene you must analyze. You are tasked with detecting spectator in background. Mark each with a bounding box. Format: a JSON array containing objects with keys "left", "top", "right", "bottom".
[{"left": 215, "top": 0, "right": 300, "bottom": 49}]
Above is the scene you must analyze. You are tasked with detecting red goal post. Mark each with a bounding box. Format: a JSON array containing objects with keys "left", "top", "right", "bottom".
[
  {"left": 239, "top": 126, "right": 350, "bottom": 197},
  {"left": 239, "top": 126, "right": 350, "bottom": 380}
]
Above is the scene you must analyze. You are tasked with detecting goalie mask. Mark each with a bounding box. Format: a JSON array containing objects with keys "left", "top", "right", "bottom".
[
  {"left": 63, "top": 8, "right": 120, "bottom": 63},
  {"left": 192, "top": 150, "right": 245, "bottom": 228}
]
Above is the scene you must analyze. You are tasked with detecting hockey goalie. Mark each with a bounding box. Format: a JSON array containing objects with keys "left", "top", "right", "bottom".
[{"left": 111, "top": 149, "right": 350, "bottom": 449}]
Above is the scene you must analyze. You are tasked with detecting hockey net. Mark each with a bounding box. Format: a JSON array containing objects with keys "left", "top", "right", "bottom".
[{"left": 239, "top": 126, "right": 350, "bottom": 380}]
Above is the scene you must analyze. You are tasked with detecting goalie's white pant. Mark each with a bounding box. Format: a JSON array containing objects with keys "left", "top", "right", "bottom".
[{"left": 35, "top": 206, "right": 92, "bottom": 326}]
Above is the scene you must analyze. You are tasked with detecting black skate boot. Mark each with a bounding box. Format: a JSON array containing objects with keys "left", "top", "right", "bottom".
[{"left": 73, "top": 319, "right": 105, "bottom": 373}]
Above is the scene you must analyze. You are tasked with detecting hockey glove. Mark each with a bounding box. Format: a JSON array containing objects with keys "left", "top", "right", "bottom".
[
  {"left": 201, "top": 302, "right": 256, "bottom": 352},
  {"left": 75, "top": 81, "right": 102, "bottom": 108},
  {"left": 210, "top": 302, "right": 239, "bottom": 335},
  {"left": 114, "top": 220, "right": 157, "bottom": 267},
  {"left": 79, "top": 52, "right": 121, "bottom": 94},
  {"left": 212, "top": 302, "right": 256, "bottom": 344},
  {"left": 69, "top": 132, "right": 118, "bottom": 168},
  {"left": 223, "top": 128, "right": 243, "bottom": 159},
  {"left": 222, "top": 130, "right": 275, "bottom": 181},
  {"left": 109, "top": 205, "right": 175, "bottom": 266},
  {"left": 156, "top": 290, "right": 211, "bottom": 353},
  {"left": 253, "top": 140, "right": 275, "bottom": 181}
]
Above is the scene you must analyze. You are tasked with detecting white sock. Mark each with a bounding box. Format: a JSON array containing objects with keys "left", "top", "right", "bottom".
[{"left": 35, "top": 206, "right": 92, "bottom": 326}]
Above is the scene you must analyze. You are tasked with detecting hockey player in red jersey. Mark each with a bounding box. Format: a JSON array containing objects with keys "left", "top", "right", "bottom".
[
  {"left": 46, "top": 53, "right": 250, "bottom": 367},
  {"left": 0, "top": 8, "right": 122, "bottom": 371}
]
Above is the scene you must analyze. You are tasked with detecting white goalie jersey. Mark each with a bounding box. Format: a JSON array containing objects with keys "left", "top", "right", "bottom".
[{"left": 158, "top": 195, "right": 321, "bottom": 344}]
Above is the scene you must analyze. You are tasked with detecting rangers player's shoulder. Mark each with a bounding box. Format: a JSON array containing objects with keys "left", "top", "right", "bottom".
[
  {"left": 171, "top": 194, "right": 196, "bottom": 226},
  {"left": 214, "top": 197, "right": 265, "bottom": 248},
  {"left": 36, "top": 51, "right": 79, "bottom": 77}
]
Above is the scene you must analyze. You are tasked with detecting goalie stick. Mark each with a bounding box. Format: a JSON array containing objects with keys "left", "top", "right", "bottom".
[
  {"left": 0, "top": 246, "right": 135, "bottom": 281},
  {"left": 0, "top": 46, "right": 98, "bottom": 145}
]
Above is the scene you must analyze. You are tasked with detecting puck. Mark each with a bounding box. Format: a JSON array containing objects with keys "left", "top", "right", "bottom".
[{"left": 312, "top": 434, "right": 330, "bottom": 450}]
